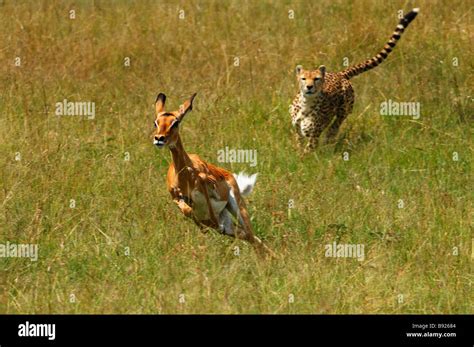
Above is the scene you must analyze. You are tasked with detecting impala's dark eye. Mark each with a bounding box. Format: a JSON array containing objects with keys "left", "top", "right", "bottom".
[
  {"left": 170, "top": 120, "right": 180, "bottom": 129},
  {"left": 154, "top": 120, "right": 158, "bottom": 128},
  {"left": 301, "top": 77, "right": 306, "bottom": 81}
]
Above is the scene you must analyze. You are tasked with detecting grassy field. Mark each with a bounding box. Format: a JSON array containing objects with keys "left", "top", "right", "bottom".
[{"left": 0, "top": 0, "right": 472, "bottom": 314}]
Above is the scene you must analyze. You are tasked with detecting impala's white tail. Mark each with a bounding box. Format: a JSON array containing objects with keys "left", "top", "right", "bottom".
[{"left": 233, "top": 172, "right": 258, "bottom": 197}]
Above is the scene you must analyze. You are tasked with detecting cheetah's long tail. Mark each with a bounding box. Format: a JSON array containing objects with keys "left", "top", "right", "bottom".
[{"left": 341, "top": 8, "right": 419, "bottom": 80}]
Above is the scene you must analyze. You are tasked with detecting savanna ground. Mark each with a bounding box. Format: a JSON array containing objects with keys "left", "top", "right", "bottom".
[{"left": 0, "top": 0, "right": 472, "bottom": 314}]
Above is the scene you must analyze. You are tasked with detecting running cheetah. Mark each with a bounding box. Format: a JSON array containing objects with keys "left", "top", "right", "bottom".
[{"left": 290, "top": 8, "right": 419, "bottom": 153}]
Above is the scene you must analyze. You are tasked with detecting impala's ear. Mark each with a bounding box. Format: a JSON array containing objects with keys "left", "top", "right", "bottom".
[
  {"left": 177, "top": 93, "right": 197, "bottom": 121},
  {"left": 295, "top": 65, "right": 303, "bottom": 76},
  {"left": 318, "top": 65, "right": 326, "bottom": 76},
  {"left": 155, "top": 93, "right": 166, "bottom": 114}
]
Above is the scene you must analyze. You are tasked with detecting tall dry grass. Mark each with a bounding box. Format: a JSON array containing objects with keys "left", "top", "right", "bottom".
[{"left": 0, "top": 0, "right": 472, "bottom": 313}]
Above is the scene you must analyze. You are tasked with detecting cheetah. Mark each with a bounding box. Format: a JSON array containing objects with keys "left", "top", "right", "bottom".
[{"left": 290, "top": 8, "right": 419, "bottom": 153}]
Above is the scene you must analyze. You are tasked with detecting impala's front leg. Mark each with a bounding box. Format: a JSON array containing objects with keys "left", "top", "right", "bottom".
[
  {"left": 171, "top": 188, "right": 193, "bottom": 217},
  {"left": 173, "top": 196, "right": 207, "bottom": 229},
  {"left": 174, "top": 198, "right": 193, "bottom": 217},
  {"left": 194, "top": 172, "right": 219, "bottom": 227}
]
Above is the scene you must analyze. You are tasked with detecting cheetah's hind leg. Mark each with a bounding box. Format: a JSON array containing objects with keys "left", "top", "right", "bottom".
[{"left": 325, "top": 109, "right": 349, "bottom": 144}]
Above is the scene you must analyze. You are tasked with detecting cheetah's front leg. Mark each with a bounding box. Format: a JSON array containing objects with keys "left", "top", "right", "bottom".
[
  {"left": 304, "top": 136, "right": 319, "bottom": 154},
  {"left": 300, "top": 118, "right": 323, "bottom": 153},
  {"left": 294, "top": 128, "right": 305, "bottom": 150}
]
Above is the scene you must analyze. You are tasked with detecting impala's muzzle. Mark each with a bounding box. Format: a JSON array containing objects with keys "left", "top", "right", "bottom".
[{"left": 154, "top": 135, "right": 166, "bottom": 147}]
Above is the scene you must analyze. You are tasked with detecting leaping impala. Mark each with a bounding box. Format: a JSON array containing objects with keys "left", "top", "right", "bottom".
[{"left": 152, "top": 92, "right": 274, "bottom": 257}]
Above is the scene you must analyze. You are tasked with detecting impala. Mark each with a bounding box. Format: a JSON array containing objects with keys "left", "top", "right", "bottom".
[{"left": 152, "top": 93, "right": 274, "bottom": 257}]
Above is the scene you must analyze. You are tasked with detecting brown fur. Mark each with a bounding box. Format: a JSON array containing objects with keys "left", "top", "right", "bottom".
[{"left": 153, "top": 93, "right": 275, "bottom": 257}]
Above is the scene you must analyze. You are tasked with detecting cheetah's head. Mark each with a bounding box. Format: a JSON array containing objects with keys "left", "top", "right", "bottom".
[{"left": 295, "top": 65, "right": 326, "bottom": 96}]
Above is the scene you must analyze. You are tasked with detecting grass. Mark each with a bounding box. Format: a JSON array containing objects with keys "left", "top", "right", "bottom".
[{"left": 0, "top": 0, "right": 472, "bottom": 314}]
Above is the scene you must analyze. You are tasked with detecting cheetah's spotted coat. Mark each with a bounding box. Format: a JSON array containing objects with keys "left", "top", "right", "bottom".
[{"left": 290, "top": 8, "right": 419, "bottom": 152}]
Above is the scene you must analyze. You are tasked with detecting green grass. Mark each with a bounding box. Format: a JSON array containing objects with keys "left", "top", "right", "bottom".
[{"left": 0, "top": 0, "right": 472, "bottom": 313}]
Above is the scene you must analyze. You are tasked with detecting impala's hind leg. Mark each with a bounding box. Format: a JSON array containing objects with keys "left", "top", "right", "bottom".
[
  {"left": 218, "top": 209, "right": 235, "bottom": 236},
  {"left": 227, "top": 187, "right": 254, "bottom": 241},
  {"left": 226, "top": 181, "right": 276, "bottom": 258}
]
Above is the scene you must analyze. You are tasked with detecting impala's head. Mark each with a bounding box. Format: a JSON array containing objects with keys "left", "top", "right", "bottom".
[
  {"left": 295, "top": 65, "right": 326, "bottom": 96},
  {"left": 152, "top": 93, "right": 197, "bottom": 148}
]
